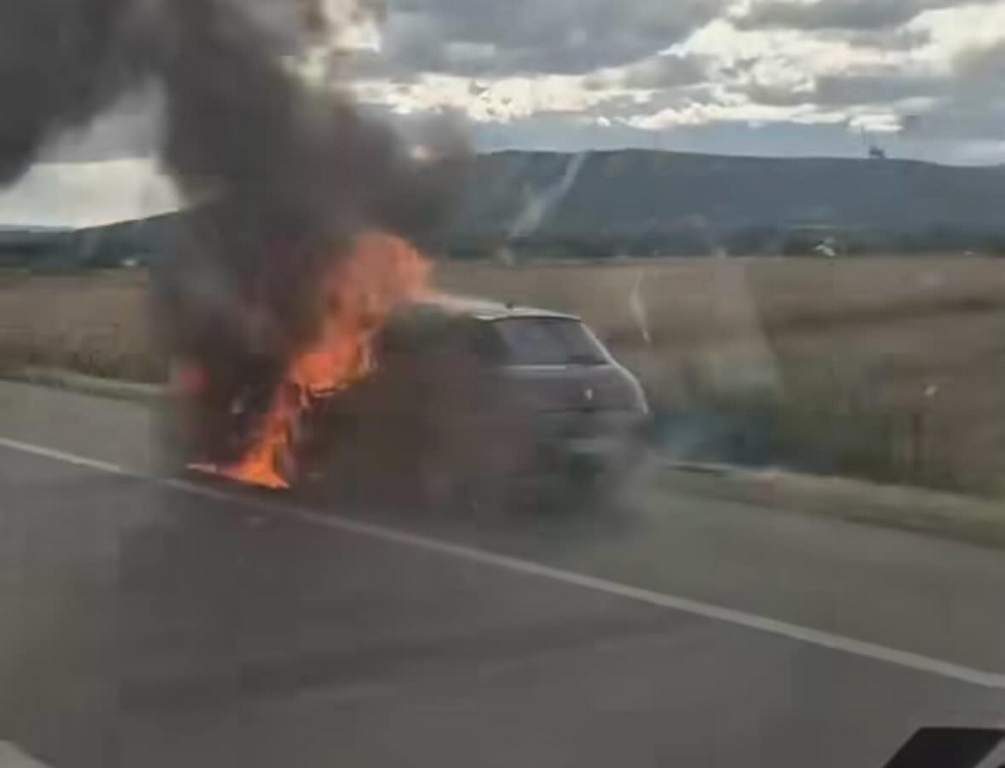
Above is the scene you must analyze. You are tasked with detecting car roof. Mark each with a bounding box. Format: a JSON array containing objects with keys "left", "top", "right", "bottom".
[{"left": 413, "top": 292, "right": 581, "bottom": 323}]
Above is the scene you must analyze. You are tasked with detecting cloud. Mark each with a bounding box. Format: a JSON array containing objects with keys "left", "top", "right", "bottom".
[
  {"left": 22, "top": 0, "right": 1005, "bottom": 168},
  {"left": 812, "top": 71, "right": 944, "bottom": 105},
  {"left": 826, "top": 25, "right": 932, "bottom": 49},
  {"left": 734, "top": 0, "right": 989, "bottom": 31},
  {"left": 894, "top": 39, "right": 1005, "bottom": 140},
  {"left": 360, "top": 0, "right": 725, "bottom": 78},
  {"left": 379, "top": 11, "right": 449, "bottom": 71},
  {"left": 953, "top": 38, "right": 1005, "bottom": 98},
  {"left": 619, "top": 53, "right": 712, "bottom": 89}
]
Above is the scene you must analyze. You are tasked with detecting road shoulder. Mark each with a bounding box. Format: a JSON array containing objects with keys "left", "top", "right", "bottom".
[{"left": 4, "top": 368, "right": 1005, "bottom": 551}]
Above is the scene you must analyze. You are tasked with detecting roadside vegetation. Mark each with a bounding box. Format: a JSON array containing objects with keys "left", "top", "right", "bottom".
[{"left": 3, "top": 255, "right": 1005, "bottom": 497}]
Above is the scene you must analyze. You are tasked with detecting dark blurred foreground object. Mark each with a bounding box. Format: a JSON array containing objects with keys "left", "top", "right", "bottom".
[{"left": 883, "top": 728, "right": 1005, "bottom": 768}]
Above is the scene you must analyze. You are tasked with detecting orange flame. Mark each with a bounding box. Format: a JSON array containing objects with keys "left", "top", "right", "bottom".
[{"left": 194, "top": 232, "right": 431, "bottom": 489}]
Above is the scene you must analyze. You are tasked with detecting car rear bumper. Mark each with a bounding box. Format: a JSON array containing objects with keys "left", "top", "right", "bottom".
[{"left": 534, "top": 410, "right": 648, "bottom": 471}]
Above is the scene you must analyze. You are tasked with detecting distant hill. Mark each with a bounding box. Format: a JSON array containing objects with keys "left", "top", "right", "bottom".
[
  {"left": 0, "top": 211, "right": 184, "bottom": 269},
  {"left": 445, "top": 150, "right": 1005, "bottom": 256},
  {"left": 6, "top": 150, "right": 1005, "bottom": 266}
]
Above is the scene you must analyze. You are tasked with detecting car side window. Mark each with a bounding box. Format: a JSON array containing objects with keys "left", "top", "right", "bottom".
[
  {"left": 378, "top": 308, "right": 448, "bottom": 359},
  {"left": 464, "top": 321, "right": 507, "bottom": 366},
  {"left": 492, "top": 319, "right": 608, "bottom": 366}
]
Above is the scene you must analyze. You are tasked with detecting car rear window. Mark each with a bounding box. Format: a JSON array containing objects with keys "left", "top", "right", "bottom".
[{"left": 492, "top": 318, "right": 608, "bottom": 366}]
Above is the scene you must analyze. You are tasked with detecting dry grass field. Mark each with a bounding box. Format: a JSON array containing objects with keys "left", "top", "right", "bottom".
[
  {"left": 0, "top": 270, "right": 160, "bottom": 381},
  {"left": 3, "top": 255, "right": 1005, "bottom": 495}
]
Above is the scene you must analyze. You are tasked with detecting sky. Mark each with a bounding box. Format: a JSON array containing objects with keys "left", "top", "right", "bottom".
[
  {"left": 322, "top": 0, "right": 1005, "bottom": 164},
  {"left": 6, "top": 0, "right": 1005, "bottom": 226}
]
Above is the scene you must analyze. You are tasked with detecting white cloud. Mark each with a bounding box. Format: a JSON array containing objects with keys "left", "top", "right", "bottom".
[
  {"left": 908, "top": 1, "right": 1005, "bottom": 64},
  {"left": 336, "top": 0, "right": 1005, "bottom": 163},
  {"left": 675, "top": 18, "right": 896, "bottom": 74},
  {"left": 353, "top": 71, "right": 631, "bottom": 122}
]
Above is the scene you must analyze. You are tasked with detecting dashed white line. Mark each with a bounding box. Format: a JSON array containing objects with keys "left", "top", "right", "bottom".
[{"left": 3, "top": 434, "right": 1005, "bottom": 691}]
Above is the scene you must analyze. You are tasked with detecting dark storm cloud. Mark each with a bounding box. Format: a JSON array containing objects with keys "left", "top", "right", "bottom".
[
  {"left": 368, "top": 0, "right": 725, "bottom": 77},
  {"left": 734, "top": 0, "right": 990, "bottom": 31}
]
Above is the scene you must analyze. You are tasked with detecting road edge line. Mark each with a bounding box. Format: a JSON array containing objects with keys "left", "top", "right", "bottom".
[{"left": 3, "top": 434, "right": 1005, "bottom": 691}]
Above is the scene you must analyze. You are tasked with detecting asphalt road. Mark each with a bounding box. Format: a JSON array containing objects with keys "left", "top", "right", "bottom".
[{"left": 2, "top": 381, "right": 1005, "bottom": 767}]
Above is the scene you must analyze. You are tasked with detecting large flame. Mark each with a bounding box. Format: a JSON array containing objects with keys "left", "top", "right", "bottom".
[{"left": 192, "top": 232, "right": 431, "bottom": 489}]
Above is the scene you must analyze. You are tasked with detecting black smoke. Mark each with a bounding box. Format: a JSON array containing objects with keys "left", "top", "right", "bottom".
[
  {"left": 0, "top": 0, "right": 466, "bottom": 462},
  {"left": 0, "top": 0, "right": 141, "bottom": 183}
]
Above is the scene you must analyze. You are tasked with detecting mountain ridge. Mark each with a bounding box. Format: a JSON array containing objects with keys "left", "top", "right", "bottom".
[
  {"left": 447, "top": 149, "right": 1005, "bottom": 254},
  {"left": 6, "top": 149, "right": 1005, "bottom": 264}
]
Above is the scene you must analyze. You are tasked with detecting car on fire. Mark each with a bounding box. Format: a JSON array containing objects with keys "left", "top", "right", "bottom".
[
  {"left": 180, "top": 292, "right": 650, "bottom": 510},
  {"left": 286, "top": 294, "right": 650, "bottom": 509}
]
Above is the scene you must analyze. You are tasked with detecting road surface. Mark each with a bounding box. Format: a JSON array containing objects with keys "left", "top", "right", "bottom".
[{"left": 1, "top": 381, "right": 1004, "bottom": 767}]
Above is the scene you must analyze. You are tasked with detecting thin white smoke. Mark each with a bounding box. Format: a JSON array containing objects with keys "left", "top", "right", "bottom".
[{"left": 508, "top": 152, "right": 586, "bottom": 240}]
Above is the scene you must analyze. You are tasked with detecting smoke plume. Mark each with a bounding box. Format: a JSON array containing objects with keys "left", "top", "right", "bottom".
[
  {"left": 0, "top": 0, "right": 465, "bottom": 463},
  {"left": 0, "top": 0, "right": 141, "bottom": 183}
]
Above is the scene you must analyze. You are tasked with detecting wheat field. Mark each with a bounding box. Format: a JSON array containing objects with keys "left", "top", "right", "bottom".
[{"left": 3, "top": 256, "right": 1005, "bottom": 495}]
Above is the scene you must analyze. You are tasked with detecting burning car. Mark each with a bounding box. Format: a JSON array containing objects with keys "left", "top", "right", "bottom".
[
  {"left": 177, "top": 233, "right": 649, "bottom": 510},
  {"left": 295, "top": 294, "right": 651, "bottom": 509}
]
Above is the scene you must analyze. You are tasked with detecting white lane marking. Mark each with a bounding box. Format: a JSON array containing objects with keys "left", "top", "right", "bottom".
[
  {"left": 0, "top": 436, "right": 129, "bottom": 476},
  {"left": 3, "top": 435, "right": 1005, "bottom": 690},
  {"left": 0, "top": 742, "right": 52, "bottom": 768}
]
